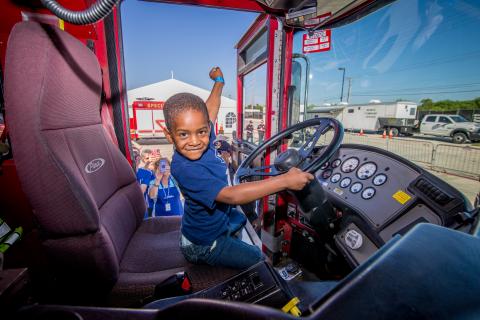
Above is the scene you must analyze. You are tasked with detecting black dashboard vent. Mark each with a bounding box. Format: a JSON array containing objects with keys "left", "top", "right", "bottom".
[{"left": 415, "top": 178, "right": 453, "bottom": 206}]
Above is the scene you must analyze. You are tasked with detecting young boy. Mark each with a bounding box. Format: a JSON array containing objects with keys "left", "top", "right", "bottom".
[{"left": 163, "top": 67, "right": 314, "bottom": 269}]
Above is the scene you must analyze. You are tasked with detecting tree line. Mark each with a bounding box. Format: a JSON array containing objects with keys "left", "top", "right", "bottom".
[{"left": 419, "top": 97, "right": 480, "bottom": 111}]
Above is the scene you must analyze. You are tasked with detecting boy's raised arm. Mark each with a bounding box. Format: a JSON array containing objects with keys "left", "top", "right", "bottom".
[
  {"left": 216, "top": 168, "right": 314, "bottom": 205},
  {"left": 206, "top": 67, "right": 225, "bottom": 123}
]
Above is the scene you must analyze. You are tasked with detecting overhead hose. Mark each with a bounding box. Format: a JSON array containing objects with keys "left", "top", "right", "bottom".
[{"left": 40, "top": 0, "right": 120, "bottom": 25}]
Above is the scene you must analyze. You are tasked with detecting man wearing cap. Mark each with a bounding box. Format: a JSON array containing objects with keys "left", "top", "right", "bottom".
[
  {"left": 257, "top": 120, "right": 265, "bottom": 144},
  {"left": 214, "top": 138, "right": 234, "bottom": 185},
  {"left": 246, "top": 120, "right": 254, "bottom": 143}
]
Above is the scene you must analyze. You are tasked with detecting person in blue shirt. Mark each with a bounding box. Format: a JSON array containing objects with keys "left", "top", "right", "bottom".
[
  {"left": 163, "top": 67, "right": 314, "bottom": 269},
  {"left": 149, "top": 158, "right": 183, "bottom": 216}
]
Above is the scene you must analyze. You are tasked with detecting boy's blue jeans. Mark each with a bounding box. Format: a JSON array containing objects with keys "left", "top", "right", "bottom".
[{"left": 180, "top": 209, "right": 264, "bottom": 269}]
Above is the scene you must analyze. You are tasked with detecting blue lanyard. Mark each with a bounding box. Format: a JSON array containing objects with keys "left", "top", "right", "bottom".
[{"left": 159, "top": 176, "right": 171, "bottom": 199}]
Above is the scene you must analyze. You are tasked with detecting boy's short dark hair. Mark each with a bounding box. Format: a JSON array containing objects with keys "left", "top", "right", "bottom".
[{"left": 163, "top": 93, "right": 209, "bottom": 131}]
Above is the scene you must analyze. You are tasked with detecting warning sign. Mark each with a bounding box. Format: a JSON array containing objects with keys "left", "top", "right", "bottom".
[
  {"left": 302, "top": 30, "right": 331, "bottom": 54},
  {"left": 392, "top": 190, "right": 412, "bottom": 205}
]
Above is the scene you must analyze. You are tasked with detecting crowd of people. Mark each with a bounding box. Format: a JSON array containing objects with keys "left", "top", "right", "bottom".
[
  {"left": 133, "top": 136, "right": 234, "bottom": 219},
  {"left": 245, "top": 119, "right": 265, "bottom": 144},
  {"left": 134, "top": 147, "right": 184, "bottom": 218}
]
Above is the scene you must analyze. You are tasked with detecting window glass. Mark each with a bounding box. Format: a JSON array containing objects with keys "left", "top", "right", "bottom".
[
  {"left": 293, "top": 0, "right": 480, "bottom": 124},
  {"left": 289, "top": 0, "right": 479, "bottom": 203},
  {"left": 243, "top": 64, "right": 267, "bottom": 144},
  {"left": 438, "top": 116, "right": 451, "bottom": 123},
  {"left": 450, "top": 115, "right": 468, "bottom": 123}
]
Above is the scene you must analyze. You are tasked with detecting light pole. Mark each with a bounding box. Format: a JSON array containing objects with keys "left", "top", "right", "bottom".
[{"left": 338, "top": 67, "right": 346, "bottom": 102}]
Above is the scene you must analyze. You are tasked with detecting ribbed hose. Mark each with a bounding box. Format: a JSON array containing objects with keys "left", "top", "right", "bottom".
[{"left": 40, "top": 0, "right": 120, "bottom": 25}]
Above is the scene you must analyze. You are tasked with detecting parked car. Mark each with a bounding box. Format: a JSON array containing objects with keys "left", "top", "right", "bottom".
[{"left": 420, "top": 114, "right": 480, "bottom": 144}]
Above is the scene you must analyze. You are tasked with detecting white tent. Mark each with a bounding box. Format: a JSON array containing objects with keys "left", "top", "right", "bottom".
[{"left": 127, "top": 78, "right": 237, "bottom": 136}]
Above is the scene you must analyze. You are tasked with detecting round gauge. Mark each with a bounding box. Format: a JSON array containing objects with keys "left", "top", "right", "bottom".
[
  {"left": 331, "top": 159, "right": 342, "bottom": 168},
  {"left": 320, "top": 161, "right": 330, "bottom": 170},
  {"left": 373, "top": 174, "right": 388, "bottom": 186},
  {"left": 356, "top": 162, "right": 377, "bottom": 180},
  {"left": 341, "top": 157, "right": 359, "bottom": 173},
  {"left": 321, "top": 169, "right": 333, "bottom": 180},
  {"left": 330, "top": 173, "right": 341, "bottom": 183},
  {"left": 361, "top": 187, "right": 376, "bottom": 200},
  {"left": 350, "top": 182, "right": 363, "bottom": 194},
  {"left": 340, "top": 177, "right": 352, "bottom": 188}
]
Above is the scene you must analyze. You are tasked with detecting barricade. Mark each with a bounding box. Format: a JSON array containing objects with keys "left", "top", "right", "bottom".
[
  {"left": 309, "top": 130, "right": 479, "bottom": 180},
  {"left": 386, "top": 139, "right": 434, "bottom": 165}
]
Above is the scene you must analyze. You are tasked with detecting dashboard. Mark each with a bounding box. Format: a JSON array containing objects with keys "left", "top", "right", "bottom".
[
  {"left": 315, "top": 147, "right": 420, "bottom": 230},
  {"left": 296, "top": 144, "right": 469, "bottom": 266}
]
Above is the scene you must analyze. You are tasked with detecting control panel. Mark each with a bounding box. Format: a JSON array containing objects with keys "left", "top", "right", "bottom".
[
  {"left": 198, "top": 261, "right": 291, "bottom": 307},
  {"left": 315, "top": 148, "right": 420, "bottom": 230}
]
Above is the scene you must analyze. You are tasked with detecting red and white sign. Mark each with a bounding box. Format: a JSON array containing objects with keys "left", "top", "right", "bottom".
[{"left": 302, "top": 29, "right": 331, "bottom": 54}]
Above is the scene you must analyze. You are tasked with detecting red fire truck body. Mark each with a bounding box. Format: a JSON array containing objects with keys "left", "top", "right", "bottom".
[{"left": 130, "top": 100, "right": 165, "bottom": 140}]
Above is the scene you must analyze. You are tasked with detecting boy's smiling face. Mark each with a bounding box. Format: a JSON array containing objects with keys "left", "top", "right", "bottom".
[{"left": 165, "top": 109, "right": 210, "bottom": 160}]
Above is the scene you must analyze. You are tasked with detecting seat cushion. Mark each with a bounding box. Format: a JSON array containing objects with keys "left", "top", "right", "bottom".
[{"left": 120, "top": 216, "right": 186, "bottom": 273}]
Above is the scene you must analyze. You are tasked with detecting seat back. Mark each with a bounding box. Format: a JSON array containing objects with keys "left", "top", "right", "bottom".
[{"left": 5, "top": 22, "right": 145, "bottom": 288}]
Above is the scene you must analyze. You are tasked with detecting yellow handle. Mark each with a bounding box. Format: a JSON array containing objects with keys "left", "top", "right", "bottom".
[{"left": 282, "top": 297, "right": 302, "bottom": 317}]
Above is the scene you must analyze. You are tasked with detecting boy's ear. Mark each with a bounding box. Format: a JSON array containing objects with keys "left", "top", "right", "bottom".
[{"left": 162, "top": 126, "right": 174, "bottom": 144}]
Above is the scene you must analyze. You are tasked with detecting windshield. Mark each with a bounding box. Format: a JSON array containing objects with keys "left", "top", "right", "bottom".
[
  {"left": 291, "top": 0, "right": 480, "bottom": 202},
  {"left": 449, "top": 115, "right": 468, "bottom": 123}
]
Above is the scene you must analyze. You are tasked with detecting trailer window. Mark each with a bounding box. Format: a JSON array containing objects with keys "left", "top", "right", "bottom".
[{"left": 409, "top": 108, "right": 416, "bottom": 116}]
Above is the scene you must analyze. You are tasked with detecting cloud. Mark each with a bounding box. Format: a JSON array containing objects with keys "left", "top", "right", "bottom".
[
  {"left": 360, "top": 79, "right": 370, "bottom": 88},
  {"left": 312, "top": 59, "right": 349, "bottom": 73},
  {"left": 362, "top": 0, "right": 421, "bottom": 73},
  {"left": 413, "top": 1, "right": 443, "bottom": 50}
]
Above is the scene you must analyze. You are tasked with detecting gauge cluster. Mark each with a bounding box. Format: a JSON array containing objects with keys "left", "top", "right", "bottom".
[
  {"left": 316, "top": 147, "right": 420, "bottom": 229},
  {"left": 319, "top": 157, "right": 387, "bottom": 200}
]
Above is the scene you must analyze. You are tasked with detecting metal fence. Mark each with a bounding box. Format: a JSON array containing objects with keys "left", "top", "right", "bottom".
[
  {"left": 386, "top": 139, "right": 434, "bottom": 165},
  {"left": 432, "top": 145, "right": 480, "bottom": 179},
  {"left": 339, "top": 132, "right": 480, "bottom": 180}
]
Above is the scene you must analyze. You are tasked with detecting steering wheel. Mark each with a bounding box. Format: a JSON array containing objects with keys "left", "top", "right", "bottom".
[
  {"left": 234, "top": 118, "right": 344, "bottom": 184},
  {"left": 233, "top": 118, "right": 344, "bottom": 232}
]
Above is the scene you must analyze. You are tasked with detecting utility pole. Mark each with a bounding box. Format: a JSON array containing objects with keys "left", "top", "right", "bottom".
[
  {"left": 346, "top": 77, "right": 353, "bottom": 103},
  {"left": 338, "top": 67, "right": 346, "bottom": 102}
]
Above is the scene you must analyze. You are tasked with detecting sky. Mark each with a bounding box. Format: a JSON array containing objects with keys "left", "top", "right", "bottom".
[
  {"left": 120, "top": 1, "right": 259, "bottom": 99},
  {"left": 120, "top": 0, "right": 480, "bottom": 107},
  {"left": 292, "top": 0, "right": 480, "bottom": 105}
]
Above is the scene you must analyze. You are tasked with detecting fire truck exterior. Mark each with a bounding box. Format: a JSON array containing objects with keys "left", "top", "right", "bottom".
[{"left": 129, "top": 100, "right": 165, "bottom": 140}]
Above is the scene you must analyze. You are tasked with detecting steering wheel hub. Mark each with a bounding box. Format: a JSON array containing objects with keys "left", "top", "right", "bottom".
[{"left": 274, "top": 149, "right": 301, "bottom": 171}]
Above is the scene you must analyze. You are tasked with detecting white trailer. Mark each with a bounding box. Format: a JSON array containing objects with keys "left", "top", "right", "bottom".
[{"left": 308, "top": 101, "right": 418, "bottom": 136}]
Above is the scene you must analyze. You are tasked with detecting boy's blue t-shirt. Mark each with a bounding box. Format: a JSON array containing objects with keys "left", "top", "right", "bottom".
[{"left": 171, "top": 123, "right": 231, "bottom": 246}]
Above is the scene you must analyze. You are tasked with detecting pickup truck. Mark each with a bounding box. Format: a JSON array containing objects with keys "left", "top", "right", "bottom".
[{"left": 420, "top": 114, "right": 480, "bottom": 144}]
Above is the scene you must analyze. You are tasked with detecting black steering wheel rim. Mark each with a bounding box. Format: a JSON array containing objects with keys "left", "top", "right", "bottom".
[{"left": 234, "top": 118, "right": 344, "bottom": 185}]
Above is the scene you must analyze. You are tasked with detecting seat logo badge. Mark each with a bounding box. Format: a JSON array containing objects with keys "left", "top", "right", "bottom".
[{"left": 85, "top": 158, "right": 105, "bottom": 173}]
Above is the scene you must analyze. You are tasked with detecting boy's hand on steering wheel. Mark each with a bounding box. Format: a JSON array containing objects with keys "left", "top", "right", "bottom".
[{"left": 282, "top": 167, "right": 314, "bottom": 191}]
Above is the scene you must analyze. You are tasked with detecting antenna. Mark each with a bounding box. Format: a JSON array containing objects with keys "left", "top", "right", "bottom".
[{"left": 171, "top": 70, "right": 174, "bottom": 79}]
